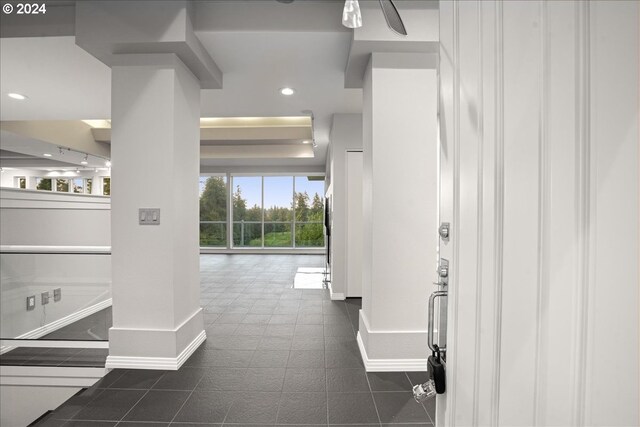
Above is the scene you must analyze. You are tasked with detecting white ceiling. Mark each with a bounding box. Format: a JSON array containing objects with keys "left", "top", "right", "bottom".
[{"left": 0, "top": 0, "right": 363, "bottom": 167}]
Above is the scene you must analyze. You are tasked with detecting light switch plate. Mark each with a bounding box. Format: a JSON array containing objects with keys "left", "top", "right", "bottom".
[
  {"left": 53, "top": 288, "right": 62, "bottom": 302},
  {"left": 139, "top": 208, "right": 160, "bottom": 225},
  {"left": 41, "top": 291, "right": 50, "bottom": 305},
  {"left": 26, "top": 295, "right": 36, "bottom": 311}
]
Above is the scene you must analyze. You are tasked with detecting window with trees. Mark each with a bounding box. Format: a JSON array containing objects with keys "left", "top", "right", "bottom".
[
  {"left": 102, "top": 177, "right": 111, "bottom": 195},
  {"left": 72, "top": 178, "right": 84, "bottom": 193},
  {"left": 36, "top": 178, "right": 52, "bottom": 191},
  {"left": 199, "top": 175, "right": 227, "bottom": 247},
  {"left": 198, "top": 174, "right": 325, "bottom": 249}
]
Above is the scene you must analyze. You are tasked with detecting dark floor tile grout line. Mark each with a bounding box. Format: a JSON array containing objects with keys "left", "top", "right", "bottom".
[
  {"left": 166, "top": 366, "right": 207, "bottom": 425},
  {"left": 113, "top": 372, "right": 167, "bottom": 425}
]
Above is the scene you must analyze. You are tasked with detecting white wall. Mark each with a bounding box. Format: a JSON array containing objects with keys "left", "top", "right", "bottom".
[
  {"left": 358, "top": 53, "right": 439, "bottom": 367},
  {"left": 439, "top": 1, "right": 638, "bottom": 425},
  {"left": 326, "top": 114, "right": 363, "bottom": 299}
]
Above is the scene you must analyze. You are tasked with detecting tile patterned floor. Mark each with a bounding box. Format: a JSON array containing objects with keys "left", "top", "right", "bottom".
[{"left": 34, "top": 255, "right": 434, "bottom": 426}]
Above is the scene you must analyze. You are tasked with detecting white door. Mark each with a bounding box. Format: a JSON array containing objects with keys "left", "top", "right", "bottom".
[{"left": 346, "top": 150, "right": 363, "bottom": 298}]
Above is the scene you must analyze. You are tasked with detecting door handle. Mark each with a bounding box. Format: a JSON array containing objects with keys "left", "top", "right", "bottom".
[{"left": 428, "top": 290, "right": 447, "bottom": 352}]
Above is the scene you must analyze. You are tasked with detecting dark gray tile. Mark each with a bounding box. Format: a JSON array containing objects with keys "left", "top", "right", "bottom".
[
  {"left": 92, "top": 370, "right": 126, "bottom": 389},
  {"left": 257, "top": 336, "right": 293, "bottom": 351},
  {"left": 205, "top": 324, "right": 239, "bottom": 335},
  {"left": 269, "top": 314, "right": 298, "bottom": 324},
  {"left": 234, "top": 324, "right": 268, "bottom": 336},
  {"left": 72, "top": 389, "right": 146, "bottom": 421},
  {"left": 169, "top": 424, "right": 221, "bottom": 427},
  {"left": 373, "top": 392, "right": 430, "bottom": 423},
  {"left": 367, "top": 372, "right": 412, "bottom": 391},
  {"left": 152, "top": 367, "right": 204, "bottom": 391},
  {"left": 214, "top": 313, "right": 246, "bottom": 324},
  {"left": 196, "top": 368, "right": 246, "bottom": 391},
  {"left": 189, "top": 349, "right": 253, "bottom": 368},
  {"left": 327, "top": 392, "right": 379, "bottom": 424},
  {"left": 249, "top": 350, "right": 290, "bottom": 368},
  {"left": 240, "top": 368, "right": 286, "bottom": 391},
  {"left": 297, "top": 314, "right": 324, "bottom": 325},
  {"left": 287, "top": 350, "right": 325, "bottom": 368},
  {"left": 324, "top": 323, "right": 355, "bottom": 337},
  {"left": 294, "top": 324, "right": 324, "bottom": 337},
  {"left": 118, "top": 423, "right": 169, "bottom": 427},
  {"left": 173, "top": 391, "right": 238, "bottom": 423},
  {"left": 324, "top": 335, "right": 358, "bottom": 352},
  {"left": 30, "top": 416, "right": 67, "bottom": 427},
  {"left": 265, "top": 324, "right": 296, "bottom": 337},
  {"left": 406, "top": 371, "right": 430, "bottom": 386},
  {"left": 325, "top": 350, "right": 364, "bottom": 368},
  {"left": 291, "top": 336, "right": 325, "bottom": 351},
  {"left": 283, "top": 368, "right": 326, "bottom": 392},
  {"left": 326, "top": 368, "right": 370, "bottom": 392},
  {"left": 224, "top": 391, "right": 280, "bottom": 424},
  {"left": 241, "top": 314, "right": 272, "bottom": 324},
  {"left": 63, "top": 422, "right": 116, "bottom": 427},
  {"left": 109, "top": 370, "right": 165, "bottom": 389},
  {"left": 204, "top": 335, "right": 261, "bottom": 350},
  {"left": 276, "top": 392, "right": 327, "bottom": 424},
  {"left": 123, "top": 390, "right": 189, "bottom": 421}
]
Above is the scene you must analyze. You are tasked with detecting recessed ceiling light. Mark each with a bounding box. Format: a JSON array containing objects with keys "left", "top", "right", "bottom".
[
  {"left": 43, "top": 153, "right": 52, "bottom": 157},
  {"left": 7, "top": 93, "right": 28, "bottom": 100},
  {"left": 81, "top": 161, "right": 88, "bottom": 165},
  {"left": 280, "top": 87, "right": 295, "bottom": 96},
  {"left": 105, "top": 161, "right": 111, "bottom": 167},
  {"left": 302, "top": 140, "right": 311, "bottom": 144}
]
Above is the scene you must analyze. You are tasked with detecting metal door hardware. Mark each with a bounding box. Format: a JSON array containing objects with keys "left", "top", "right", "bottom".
[
  {"left": 438, "top": 222, "right": 450, "bottom": 241},
  {"left": 435, "top": 258, "right": 449, "bottom": 286},
  {"left": 428, "top": 290, "right": 447, "bottom": 353}
]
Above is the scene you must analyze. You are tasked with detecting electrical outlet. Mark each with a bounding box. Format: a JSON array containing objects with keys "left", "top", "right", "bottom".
[
  {"left": 41, "top": 291, "right": 50, "bottom": 305},
  {"left": 53, "top": 288, "right": 62, "bottom": 302},
  {"left": 26, "top": 295, "right": 36, "bottom": 311}
]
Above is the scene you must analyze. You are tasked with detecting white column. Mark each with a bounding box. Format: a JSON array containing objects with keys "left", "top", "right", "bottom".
[
  {"left": 106, "top": 54, "right": 204, "bottom": 369},
  {"left": 358, "top": 53, "right": 439, "bottom": 369},
  {"left": 91, "top": 175, "right": 101, "bottom": 195}
]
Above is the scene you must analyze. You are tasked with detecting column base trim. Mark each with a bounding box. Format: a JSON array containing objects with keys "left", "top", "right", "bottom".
[
  {"left": 329, "top": 283, "right": 346, "bottom": 300},
  {"left": 357, "top": 331, "right": 428, "bottom": 372},
  {"left": 106, "top": 330, "right": 206, "bottom": 370}
]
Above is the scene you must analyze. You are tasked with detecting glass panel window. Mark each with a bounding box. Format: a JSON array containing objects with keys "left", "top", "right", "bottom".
[
  {"left": 14, "top": 177, "right": 26, "bottom": 189},
  {"left": 85, "top": 178, "right": 93, "bottom": 194},
  {"left": 102, "top": 177, "right": 111, "bottom": 195},
  {"left": 36, "top": 178, "right": 52, "bottom": 191},
  {"left": 72, "top": 178, "right": 84, "bottom": 193},
  {"left": 199, "top": 175, "right": 227, "bottom": 247},
  {"left": 294, "top": 176, "right": 325, "bottom": 247},
  {"left": 232, "top": 176, "right": 262, "bottom": 247},
  {"left": 264, "top": 176, "right": 293, "bottom": 247},
  {"left": 56, "top": 179, "right": 69, "bottom": 192}
]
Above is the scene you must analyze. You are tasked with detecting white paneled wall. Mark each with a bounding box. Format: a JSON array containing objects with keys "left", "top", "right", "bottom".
[{"left": 439, "top": 1, "right": 638, "bottom": 426}]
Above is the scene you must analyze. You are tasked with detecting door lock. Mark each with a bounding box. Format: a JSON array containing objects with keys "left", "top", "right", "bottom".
[
  {"left": 439, "top": 222, "right": 450, "bottom": 241},
  {"left": 436, "top": 259, "right": 449, "bottom": 286}
]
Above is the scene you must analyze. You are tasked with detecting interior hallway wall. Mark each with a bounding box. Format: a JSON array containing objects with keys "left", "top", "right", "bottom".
[
  {"left": 439, "top": 1, "right": 639, "bottom": 425},
  {"left": 325, "top": 114, "right": 363, "bottom": 300}
]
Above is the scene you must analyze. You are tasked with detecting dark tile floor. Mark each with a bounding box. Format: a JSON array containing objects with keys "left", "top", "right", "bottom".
[{"left": 34, "top": 255, "right": 434, "bottom": 426}]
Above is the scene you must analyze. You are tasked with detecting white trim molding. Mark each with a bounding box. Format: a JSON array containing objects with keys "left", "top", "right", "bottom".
[
  {"left": 328, "top": 283, "right": 345, "bottom": 300},
  {"left": 357, "top": 332, "right": 427, "bottom": 372},
  {"left": 105, "top": 330, "right": 206, "bottom": 370}
]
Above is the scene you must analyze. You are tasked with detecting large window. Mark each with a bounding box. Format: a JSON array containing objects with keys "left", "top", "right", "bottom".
[
  {"left": 232, "top": 176, "right": 262, "bottom": 247},
  {"left": 294, "top": 176, "right": 325, "bottom": 247},
  {"left": 36, "top": 178, "right": 52, "bottom": 191},
  {"left": 199, "top": 175, "right": 227, "bottom": 247},
  {"left": 264, "top": 176, "right": 293, "bottom": 247}
]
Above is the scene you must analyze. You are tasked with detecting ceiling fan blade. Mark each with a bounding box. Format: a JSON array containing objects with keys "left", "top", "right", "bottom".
[{"left": 378, "top": 0, "right": 408, "bottom": 36}]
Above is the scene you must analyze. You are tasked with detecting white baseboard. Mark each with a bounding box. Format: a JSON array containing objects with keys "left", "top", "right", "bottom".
[
  {"left": 328, "top": 283, "right": 345, "bottom": 300},
  {"left": 105, "top": 330, "right": 206, "bottom": 370},
  {"left": 357, "top": 331, "right": 428, "bottom": 372},
  {"left": 0, "top": 298, "right": 112, "bottom": 355}
]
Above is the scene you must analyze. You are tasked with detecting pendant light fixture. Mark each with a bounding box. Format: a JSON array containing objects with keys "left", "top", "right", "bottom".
[{"left": 342, "top": 0, "right": 362, "bottom": 29}]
